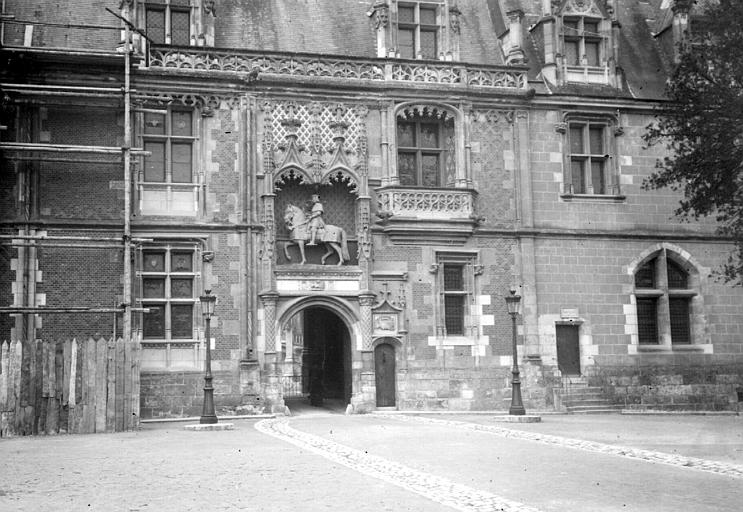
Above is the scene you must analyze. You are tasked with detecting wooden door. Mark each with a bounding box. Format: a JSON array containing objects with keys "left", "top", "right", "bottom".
[
  {"left": 556, "top": 324, "right": 581, "bottom": 376},
  {"left": 374, "top": 343, "right": 396, "bottom": 407}
]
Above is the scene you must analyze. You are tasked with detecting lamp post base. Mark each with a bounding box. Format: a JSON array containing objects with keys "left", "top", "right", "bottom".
[
  {"left": 508, "top": 404, "right": 526, "bottom": 416},
  {"left": 200, "top": 382, "right": 218, "bottom": 424}
]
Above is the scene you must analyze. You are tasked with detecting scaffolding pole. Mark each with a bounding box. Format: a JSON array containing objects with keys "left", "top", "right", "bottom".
[{"left": 122, "top": 18, "right": 133, "bottom": 344}]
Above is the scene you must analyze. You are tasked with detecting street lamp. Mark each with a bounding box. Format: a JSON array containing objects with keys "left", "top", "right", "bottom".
[
  {"left": 504, "top": 288, "right": 526, "bottom": 415},
  {"left": 199, "top": 290, "right": 218, "bottom": 424}
]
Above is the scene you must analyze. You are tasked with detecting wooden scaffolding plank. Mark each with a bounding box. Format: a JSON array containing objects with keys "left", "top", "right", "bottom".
[
  {"left": 68, "top": 339, "right": 78, "bottom": 434},
  {"left": 105, "top": 338, "right": 115, "bottom": 433},
  {"left": 115, "top": 337, "right": 124, "bottom": 432},
  {"left": 123, "top": 336, "right": 132, "bottom": 431},
  {"left": 95, "top": 337, "right": 107, "bottom": 433}
]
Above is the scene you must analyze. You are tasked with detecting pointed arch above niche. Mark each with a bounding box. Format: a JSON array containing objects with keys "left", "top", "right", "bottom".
[{"left": 267, "top": 100, "right": 368, "bottom": 193}]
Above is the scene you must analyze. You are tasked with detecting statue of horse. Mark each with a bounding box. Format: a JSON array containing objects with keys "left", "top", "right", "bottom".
[{"left": 283, "top": 204, "right": 350, "bottom": 265}]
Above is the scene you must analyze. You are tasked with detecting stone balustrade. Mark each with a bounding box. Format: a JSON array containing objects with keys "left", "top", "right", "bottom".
[
  {"left": 148, "top": 46, "right": 528, "bottom": 91},
  {"left": 376, "top": 188, "right": 475, "bottom": 219}
]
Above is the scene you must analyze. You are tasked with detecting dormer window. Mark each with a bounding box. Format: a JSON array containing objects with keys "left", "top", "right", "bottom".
[
  {"left": 563, "top": 17, "right": 602, "bottom": 67},
  {"left": 398, "top": 2, "right": 439, "bottom": 59},
  {"left": 372, "top": 1, "right": 459, "bottom": 61},
  {"left": 145, "top": 0, "right": 191, "bottom": 45}
]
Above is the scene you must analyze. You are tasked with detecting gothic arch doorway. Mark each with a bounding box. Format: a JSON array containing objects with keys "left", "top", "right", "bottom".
[{"left": 281, "top": 306, "right": 353, "bottom": 409}]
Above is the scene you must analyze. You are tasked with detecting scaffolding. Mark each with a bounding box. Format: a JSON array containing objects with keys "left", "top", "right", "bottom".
[{"left": 0, "top": 8, "right": 145, "bottom": 343}]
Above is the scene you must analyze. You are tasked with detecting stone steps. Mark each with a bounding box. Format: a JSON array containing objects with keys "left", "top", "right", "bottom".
[{"left": 559, "top": 378, "right": 621, "bottom": 414}]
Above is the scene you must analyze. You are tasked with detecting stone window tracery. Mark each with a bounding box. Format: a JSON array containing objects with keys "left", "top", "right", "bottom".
[{"left": 632, "top": 248, "right": 701, "bottom": 348}]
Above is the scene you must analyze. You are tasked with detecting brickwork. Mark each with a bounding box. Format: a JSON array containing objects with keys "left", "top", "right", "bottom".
[
  {"left": 139, "top": 369, "right": 242, "bottom": 419},
  {"left": 35, "top": 237, "right": 123, "bottom": 340},
  {"left": 528, "top": 109, "right": 721, "bottom": 234},
  {"left": 471, "top": 111, "right": 516, "bottom": 229},
  {"left": 39, "top": 107, "right": 124, "bottom": 220},
  {"left": 3, "top": 0, "right": 119, "bottom": 50}
]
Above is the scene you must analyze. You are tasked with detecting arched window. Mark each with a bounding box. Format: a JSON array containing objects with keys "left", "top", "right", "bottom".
[
  {"left": 634, "top": 251, "right": 696, "bottom": 345},
  {"left": 395, "top": 105, "right": 456, "bottom": 188}
]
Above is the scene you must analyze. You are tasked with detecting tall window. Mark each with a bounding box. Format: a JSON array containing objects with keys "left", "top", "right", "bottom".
[
  {"left": 397, "top": 111, "right": 453, "bottom": 187},
  {"left": 634, "top": 252, "right": 694, "bottom": 345},
  {"left": 435, "top": 253, "right": 475, "bottom": 338},
  {"left": 563, "top": 17, "right": 602, "bottom": 67},
  {"left": 443, "top": 264, "right": 466, "bottom": 335},
  {"left": 141, "top": 248, "right": 197, "bottom": 341},
  {"left": 139, "top": 107, "right": 198, "bottom": 215},
  {"left": 568, "top": 120, "right": 609, "bottom": 195},
  {"left": 398, "top": 2, "right": 440, "bottom": 59},
  {"left": 146, "top": 0, "right": 191, "bottom": 45}
]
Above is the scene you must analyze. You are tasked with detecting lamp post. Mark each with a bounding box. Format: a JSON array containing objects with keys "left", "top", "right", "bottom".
[
  {"left": 504, "top": 288, "right": 526, "bottom": 415},
  {"left": 199, "top": 290, "right": 218, "bottom": 424}
]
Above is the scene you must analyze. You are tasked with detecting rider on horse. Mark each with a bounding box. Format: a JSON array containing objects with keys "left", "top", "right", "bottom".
[{"left": 306, "top": 194, "right": 325, "bottom": 246}]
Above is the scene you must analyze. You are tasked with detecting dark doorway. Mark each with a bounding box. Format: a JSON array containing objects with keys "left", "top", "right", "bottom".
[
  {"left": 556, "top": 324, "right": 581, "bottom": 376},
  {"left": 374, "top": 342, "right": 396, "bottom": 407},
  {"left": 302, "top": 307, "right": 352, "bottom": 407}
]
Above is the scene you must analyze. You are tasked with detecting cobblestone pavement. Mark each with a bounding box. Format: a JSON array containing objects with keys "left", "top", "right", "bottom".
[
  {"left": 1, "top": 412, "right": 741, "bottom": 511},
  {"left": 373, "top": 414, "right": 743, "bottom": 479},
  {"left": 257, "top": 417, "right": 543, "bottom": 512},
  {"left": 290, "top": 412, "right": 743, "bottom": 512}
]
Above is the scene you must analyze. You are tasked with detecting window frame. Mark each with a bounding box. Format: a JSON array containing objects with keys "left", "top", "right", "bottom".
[
  {"left": 396, "top": 1, "right": 441, "bottom": 60},
  {"left": 138, "top": 245, "right": 199, "bottom": 344},
  {"left": 562, "top": 15, "right": 603, "bottom": 68},
  {"left": 633, "top": 250, "right": 697, "bottom": 346},
  {"left": 145, "top": 1, "right": 192, "bottom": 46},
  {"left": 568, "top": 120, "right": 609, "bottom": 195},
  {"left": 434, "top": 253, "right": 477, "bottom": 339},
  {"left": 137, "top": 106, "right": 200, "bottom": 216},
  {"left": 559, "top": 114, "right": 623, "bottom": 200},
  {"left": 396, "top": 116, "right": 447, "bottom": 187}
]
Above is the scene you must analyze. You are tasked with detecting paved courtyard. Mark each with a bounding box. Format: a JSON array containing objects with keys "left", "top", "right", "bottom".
[{"left": 1, "top": 410, "right": 741, "bottom": 511}]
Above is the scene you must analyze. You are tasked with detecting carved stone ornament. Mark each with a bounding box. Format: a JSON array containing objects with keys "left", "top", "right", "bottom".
[
  {"left": 449, "top": 6, "right": 462, "bottom": 34},
  {"left": 373, "top": 2, "right": 389, "bottom": 29},
  {"left": 119, "top": 0, "right": 134, "bottom": 8},
  {"left": 563, "top": 0, "right": 602, "bottom": 16},
  {"left": 203, "top": 0, "right": 216, "bottom": 17}
]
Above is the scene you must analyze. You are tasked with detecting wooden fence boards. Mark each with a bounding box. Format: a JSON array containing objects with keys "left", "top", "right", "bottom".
[{"left": 0, "top": 337, "right": 140, "bottom": 437}]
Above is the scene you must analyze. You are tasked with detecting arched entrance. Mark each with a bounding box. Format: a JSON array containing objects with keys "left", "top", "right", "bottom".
[{"left": 280, "top": 306, "right": 353, "bottom": 409}]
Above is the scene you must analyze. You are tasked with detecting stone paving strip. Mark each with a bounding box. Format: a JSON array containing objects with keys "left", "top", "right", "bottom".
[
  {"left": 376, "top": 414, "right": 743, "bottom": 480},
  {"left": 255, "top": 418, "right": 544, "bottom": 512}
]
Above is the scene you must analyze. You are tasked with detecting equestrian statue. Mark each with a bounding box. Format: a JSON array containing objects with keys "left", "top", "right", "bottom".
[{"left": 283, "top": 194, "right": 350, "bottom": 265}]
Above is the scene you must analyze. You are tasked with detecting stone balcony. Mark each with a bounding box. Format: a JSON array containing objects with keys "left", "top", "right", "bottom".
[
  {"left": 147, "top": 46, "right": 529, "bottom": 92},
  {"left": 374, "top": 187, "right": 480, "bottom": 245}
]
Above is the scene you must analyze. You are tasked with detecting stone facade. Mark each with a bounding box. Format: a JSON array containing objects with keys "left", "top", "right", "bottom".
[{"left": 1, "top": 0, "right": 741, "bottom": 417}]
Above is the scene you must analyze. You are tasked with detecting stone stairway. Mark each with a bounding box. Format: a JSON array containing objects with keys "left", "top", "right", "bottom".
[{"left": 558, "top": 377, "right": 622, "bottom": 414}]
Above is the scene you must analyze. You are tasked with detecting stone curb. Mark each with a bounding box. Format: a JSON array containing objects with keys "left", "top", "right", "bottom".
[
  {"left": 141, "top": 414, "right": 276, "bottom": 424},
  {"left": 183, "top": 423, "right": 236, "bottom": 431}
]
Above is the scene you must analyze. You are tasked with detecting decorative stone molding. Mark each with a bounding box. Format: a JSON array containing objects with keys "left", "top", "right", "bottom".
[
  {"left": 203, "top": 0, "right": 216, "bottom": 17},
  {"left": 449, "top": 6, "right": 462, "bottom": 34},
  {"left": 376, "top": 188, "right": 474, "bottom": 219},
  {"left": 373, "top": 2, "right": 389, "bottom": 29},
  {"left": 133, "top": 92, "right": 237, "bottom": 111},
  {"left": 474, "top": 109, "right": 515, "bottom": 125},
  {"left": 554, "top": 122, "right": 568, "bottom": 134},
  {"left": 148, "top": 48, "right": 529, "bottom": 91}
]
